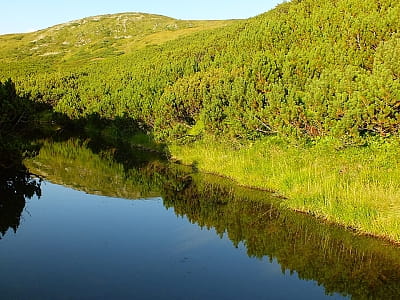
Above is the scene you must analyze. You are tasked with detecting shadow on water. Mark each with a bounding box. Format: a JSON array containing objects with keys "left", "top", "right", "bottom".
[{"left": 23, "top": 137, "right": 400, "bottom": 300}]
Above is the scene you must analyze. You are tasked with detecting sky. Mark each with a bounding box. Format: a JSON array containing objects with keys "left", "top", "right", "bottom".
[{"left": 1, "top": 0, "right": 284, "bottom": 34}]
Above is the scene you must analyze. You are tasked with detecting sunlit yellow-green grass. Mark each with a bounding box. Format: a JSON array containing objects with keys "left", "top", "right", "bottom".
[
  {"left": 0, "top": 12, "right": 235, "bottom": 68},
  {"left": 169, "top": 136, "right": 400, "bottom": 242}
]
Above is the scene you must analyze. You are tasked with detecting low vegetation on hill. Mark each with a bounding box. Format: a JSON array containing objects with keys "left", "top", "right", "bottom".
[{"left": 1, "top": 0, "right": 400, "bottom": 241}]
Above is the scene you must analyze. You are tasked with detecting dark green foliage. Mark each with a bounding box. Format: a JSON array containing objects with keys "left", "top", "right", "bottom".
[
  {"left": 0, "top": 80, "right": 43, "bottom": 238},
  {"left": 1, "top": 0, "right": 399, "bottom": 144},
  {"left": 0, "top": 79, "right": 26, "bottom": 129},
  {"left": 0, "top": 79, "right": 51, "bottom": 132},
  {"left": 0, "top": 164, "right": 41, "bottom": 238}
]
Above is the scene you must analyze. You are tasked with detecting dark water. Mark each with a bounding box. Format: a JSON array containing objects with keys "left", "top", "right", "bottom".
[{"left": 1, "top": 137, "right": 400, "bottom": 299}]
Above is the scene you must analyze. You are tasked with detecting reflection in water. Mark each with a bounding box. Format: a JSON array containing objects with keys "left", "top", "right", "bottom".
[
  {"left": 0, "top": 164, "right": 41, "bottom": 238},
  {"left": 22, "top": 138, "right": 400, "bottom": 299},
  {"left": 0, "top": 78, "right": 48, "bottom": 238},
  {"left": 166, "top": 189, "right": 400, "bottom": 299},
  {"left": 25, "top": 138, "right": 163, "bottom": 199}
]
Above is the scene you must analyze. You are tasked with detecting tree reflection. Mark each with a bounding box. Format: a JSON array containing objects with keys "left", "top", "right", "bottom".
[
  {"left": 0, "top": 163, "right": 41, "bottom": 238},
  {"left": 24, "top": 138, "right": 400, "bottom": 299},
  {"left": 163, "top": 179, "right": 400, "bottom": 299},
  {"left": 0, "top": 78, "right": 44, "bottom": 238}
]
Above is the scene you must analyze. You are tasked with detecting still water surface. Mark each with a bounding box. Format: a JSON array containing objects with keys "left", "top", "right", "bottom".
[
  {"left": 0, "top": 181, "right": 343, "bottom": 300},
  {"left": 2, "top": 137, "right": 400, "bottom": 299}
]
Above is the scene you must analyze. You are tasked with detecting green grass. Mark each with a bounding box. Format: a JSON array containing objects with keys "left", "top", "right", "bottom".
[
  {"left": 0, "top": 13, "right": 236, "bottom": 70},
  {"left": 169, "top": 136, "right": 400, "bottom": 242}
]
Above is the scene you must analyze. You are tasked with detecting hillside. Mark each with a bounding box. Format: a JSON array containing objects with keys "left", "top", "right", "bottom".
[
  {"left": 0, "top": 12, "right": 235, "bottom": 71},
  {"left": 2, "top": 0, "right": 400, "bottom": 241},
  {"left": 2, "top": 0, "right": 399, "bottom": 142}
]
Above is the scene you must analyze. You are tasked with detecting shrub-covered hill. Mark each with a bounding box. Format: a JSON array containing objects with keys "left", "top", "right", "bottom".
[
  {"left": 3, "top": 0, "right": 400, "bottom": 242},
  {"left": 0, "top": 12, "right": 234, "bottom": 72},
  {"left": 1, "top": 0, "right": 400, "bottom": 144}
]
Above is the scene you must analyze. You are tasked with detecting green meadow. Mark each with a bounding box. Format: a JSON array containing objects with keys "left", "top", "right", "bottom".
[{"left": 170, "top": 136, "right": 400, "bottom": 241}]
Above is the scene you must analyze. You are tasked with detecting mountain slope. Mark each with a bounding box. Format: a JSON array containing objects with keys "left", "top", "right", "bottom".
[
  {"left": 2, "top": 0, "right": 400, "bottom": 241},
  {"left": 1, "top": 0, "right": 399, "bottom": 142},
  {"left": 0, "top": 12, "right": 235, "bottom": 68}
]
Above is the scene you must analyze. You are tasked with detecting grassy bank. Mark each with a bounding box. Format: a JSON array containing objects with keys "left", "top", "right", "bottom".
[{"left": 169, "top": 136, "right": 400, "bottom": 242}]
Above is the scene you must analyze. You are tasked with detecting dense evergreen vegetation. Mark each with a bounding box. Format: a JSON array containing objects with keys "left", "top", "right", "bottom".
[
  {"left": 1, "top": 0, "right": 399, "bottom": 144},
  {"left": 0, "top": 79, "right": 50, "bottom": 164},
  {"left": 1, "top": 0, "right": 400, "bottom": 240}
]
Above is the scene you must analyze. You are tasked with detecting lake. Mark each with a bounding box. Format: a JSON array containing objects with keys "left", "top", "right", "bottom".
[{"left": 1, "top": 137, "right": 400, "bottom": 299}]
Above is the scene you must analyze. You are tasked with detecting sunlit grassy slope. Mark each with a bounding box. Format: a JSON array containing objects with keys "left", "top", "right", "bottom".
[
  {"left": 2, "top": 0, "right": 400, "bottom": 242},
  {"left": 0, "top": 12, "right": 235, "bottom": 66}
]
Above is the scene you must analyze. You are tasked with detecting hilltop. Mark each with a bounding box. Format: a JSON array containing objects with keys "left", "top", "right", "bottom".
[{"left": 0, "top": 12, "right": 235, "bottom": 68}]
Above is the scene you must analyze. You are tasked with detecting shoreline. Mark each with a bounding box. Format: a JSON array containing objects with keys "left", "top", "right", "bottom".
[
  {"left": 168, "top": 135, "right": 400, "bottom": 244},
  {"left": 175, "top": 158, "right": 400, "bottom": 247}
]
